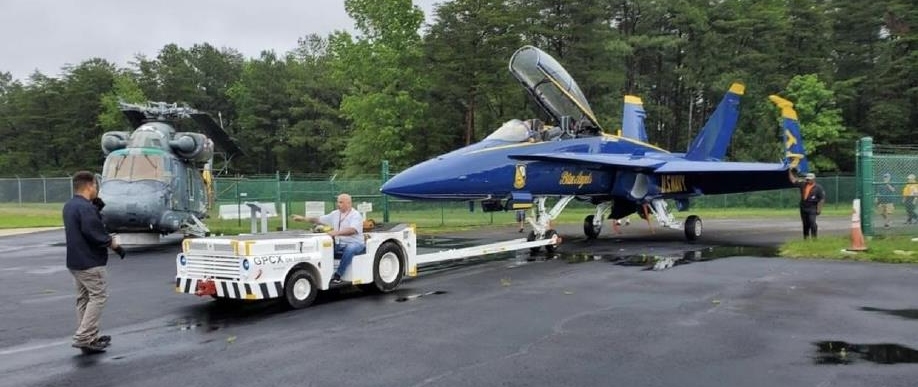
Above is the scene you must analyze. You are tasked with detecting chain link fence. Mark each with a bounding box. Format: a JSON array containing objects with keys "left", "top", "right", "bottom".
[
  {"left": 0, "top": 177, "right": 73, "bottom": 204},
  {"left": 2, "top": 171, "right": 857, "bottom": 228},
  {"left": 858, "top": 138, "right": 918, "bottom": 236}
]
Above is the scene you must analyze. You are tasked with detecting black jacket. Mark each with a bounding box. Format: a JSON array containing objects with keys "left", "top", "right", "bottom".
[
  {"left": 63, "top": 195, "right": 112, "bottom": 270},
  {"left": 795, "top": 181, "right": 825, "bottom": 213}
]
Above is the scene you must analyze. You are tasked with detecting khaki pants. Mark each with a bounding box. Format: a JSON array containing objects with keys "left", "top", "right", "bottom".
[{"left": 70, "top": 266, "right": 108, "bottom": 345}]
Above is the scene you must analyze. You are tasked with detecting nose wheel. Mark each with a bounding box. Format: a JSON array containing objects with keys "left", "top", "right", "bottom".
[{"left": 583, "top": 215, "right": 601, "bottom": 239}]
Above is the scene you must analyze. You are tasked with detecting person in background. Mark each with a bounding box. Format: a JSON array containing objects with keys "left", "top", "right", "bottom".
[
  {"left": 902, "top": 174, "right": 918, "bottom": 224},
  {"left": 63, "top": 171, "right": 120, "bottom": 353},
  {"left": 516, "top": 209, "right": 526, "bottom": 233},
  {"left": 789, "top": 170, "right": 825, "bottom": 239},
  {"left": 292, "top": 193, "right": 365, "bottom": 284},
  {"left": 876, "top": 172, "right": 896, "bottom": 228}
]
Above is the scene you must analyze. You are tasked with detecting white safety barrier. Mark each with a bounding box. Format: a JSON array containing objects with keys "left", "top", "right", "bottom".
[{"left": 218, "top": 202, "right": 278, "bottom": 220}]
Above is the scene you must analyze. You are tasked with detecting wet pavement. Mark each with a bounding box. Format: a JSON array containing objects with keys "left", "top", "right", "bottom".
[{"left": 1, "top": 217, "right": 917, "bottom": 387}]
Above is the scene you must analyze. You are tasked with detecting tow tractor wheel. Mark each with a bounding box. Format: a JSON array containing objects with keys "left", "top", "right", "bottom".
[
  {"left": 370, "top": 241, "right": 405, "bottom": 293},
  {"left": 284, "top": 269, "right": 318, "bottom": 309},
  {"left": 583, "top": 215, "right": 601, "bottom": 239},
  {"left": 684, "top": 215, "right": 702, "bottom": 241},
  {"left": 544, "top": 229, "right": 560, "bottom": 254}
]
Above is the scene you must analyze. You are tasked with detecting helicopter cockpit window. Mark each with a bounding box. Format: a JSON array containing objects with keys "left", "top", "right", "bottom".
[
  {"left": 103, "top": 154, "right": 167, "bottom": 182},
  {"left": 484, "top": 119, "right": 532, "bottom": 143}
]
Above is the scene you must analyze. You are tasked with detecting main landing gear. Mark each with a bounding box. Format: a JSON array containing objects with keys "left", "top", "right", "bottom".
[
  {"left": 645, "top": 198, "right": 703, "bottom": 241},
  {"left": 583, "top": 201, "right": 612, "bottom": 240}
]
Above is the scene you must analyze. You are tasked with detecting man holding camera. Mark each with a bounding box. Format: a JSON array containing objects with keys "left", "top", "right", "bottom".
[{"left": 63, "top": 171, "right": 123, "bottom": 353}]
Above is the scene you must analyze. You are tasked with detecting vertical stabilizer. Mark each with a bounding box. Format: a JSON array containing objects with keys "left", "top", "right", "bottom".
[
  {"left": 621, "top": 96, "right": 649, "bottom": 142},
  {"left": 769, "top": 95, "right": 808, "bottom": 173},
  {"left": 685, "top": 83, "right": 744, "bottom": 161}
]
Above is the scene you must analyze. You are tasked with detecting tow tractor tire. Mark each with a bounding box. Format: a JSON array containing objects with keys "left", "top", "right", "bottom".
[
  {"left": 583, "top": 215, "right": 601, "bottom": 240},
  {"left": 544, "top": 229, "right": 560, "bottom": 254},
  {"left": 284, "top": 269, "right": 318, "bottom": 309},
  {"left": 371, "top": 241, "right": 405, "bottom": 293},
  {"left": 527, "top": 231, "right": 541, "bottom": 254},
  {"left": 684, "top": 215, "right": 702, "bottom": 241}
]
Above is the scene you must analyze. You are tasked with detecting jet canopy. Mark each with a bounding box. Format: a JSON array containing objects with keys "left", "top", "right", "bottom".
[
  {"left": 509, "top": 46, "right": 602, "bottom": 132},
  {"left": 484, "top": 119, "right": 531, "bottom": 142}
]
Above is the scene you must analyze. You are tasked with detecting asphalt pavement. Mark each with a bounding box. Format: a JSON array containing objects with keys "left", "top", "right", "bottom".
[{"left": 1, "top": 216, "right": 916, "bottom": 387}]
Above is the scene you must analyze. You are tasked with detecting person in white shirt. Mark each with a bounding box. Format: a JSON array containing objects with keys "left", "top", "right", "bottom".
[{"left": 292, "top": 193, "right": 365, "bottom": 284}]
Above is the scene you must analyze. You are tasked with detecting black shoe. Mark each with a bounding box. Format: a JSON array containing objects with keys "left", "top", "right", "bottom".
[
  {"left": 73, "top": 341, "right": 107, "bottom": 354},
  {"left": 330, "top": 274, "right": 343, "bottom": 285},
  {"left": 97, "top": 335, "right": 111, "bottom": 344}
]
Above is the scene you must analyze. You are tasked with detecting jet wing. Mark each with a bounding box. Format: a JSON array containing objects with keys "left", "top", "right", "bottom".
[
  {"left": 654, "top": 160, "right": 793, "bottom": 195},
  {"left": 508, "top": 153, "right": 666, "bottom": 171},
  {"left": 654, "top": 160, "right": 786, "bottom": 173}
]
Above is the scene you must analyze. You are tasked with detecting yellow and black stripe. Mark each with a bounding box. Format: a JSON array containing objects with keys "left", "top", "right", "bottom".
[{"left": 175, "top": 277, "right": 284, "bottom": 300}]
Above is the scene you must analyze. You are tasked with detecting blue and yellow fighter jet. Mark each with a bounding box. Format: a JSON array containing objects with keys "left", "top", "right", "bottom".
[{"left": 381, "top": 45, "right": 808, "bottom": 244}]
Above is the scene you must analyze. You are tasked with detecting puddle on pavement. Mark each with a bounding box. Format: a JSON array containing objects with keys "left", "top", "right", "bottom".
[
  {"left": 813, "top": 341, "right": 918, "bottom": 365},
  {"left": 860, "top": 307, "right": 918, "bottom": 320},
  {"left": 171, "top": 317, "right": 226, "bottom": 333},
  {"left": 395, "top": 290, "right": 448, "bottom": 303},
  {"left": 559, "top": 245, "right": 779, "bottom": 270}
]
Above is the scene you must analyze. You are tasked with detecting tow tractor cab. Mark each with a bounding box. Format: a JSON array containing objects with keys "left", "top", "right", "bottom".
[{"left": 176, "top": 224, "right": 417, "bottom": 309}]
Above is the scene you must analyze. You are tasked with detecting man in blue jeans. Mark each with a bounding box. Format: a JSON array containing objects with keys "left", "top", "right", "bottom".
[{"left": 293, "top": 193, "right": 365, "bottom": 285}]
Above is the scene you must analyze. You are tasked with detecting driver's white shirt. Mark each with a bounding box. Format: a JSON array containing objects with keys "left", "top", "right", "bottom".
[{"left": 318, "top": 209, "right": 364, "bottom": 246}]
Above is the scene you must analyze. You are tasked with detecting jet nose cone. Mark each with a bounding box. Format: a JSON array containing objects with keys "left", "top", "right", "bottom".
[{"left": 381, "top": 167, "right": 425, "bottom": 199}]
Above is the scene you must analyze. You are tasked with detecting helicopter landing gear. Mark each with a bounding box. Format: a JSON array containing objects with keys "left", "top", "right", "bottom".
[{"left": 181, "top": 214, "right": 210, "bottom": 237}]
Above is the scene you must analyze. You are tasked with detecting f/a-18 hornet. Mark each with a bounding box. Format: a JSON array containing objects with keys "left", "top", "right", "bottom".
[{"left": 382, "top": 45, "right": 807, "bottom": 247}]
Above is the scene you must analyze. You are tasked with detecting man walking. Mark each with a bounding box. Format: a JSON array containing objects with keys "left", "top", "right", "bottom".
[
  {"left": 63, "top": 171, "right": 119, "bottom": 353},
  {"left": 789, "top": 170, "right": 825, "bottom": 239}
]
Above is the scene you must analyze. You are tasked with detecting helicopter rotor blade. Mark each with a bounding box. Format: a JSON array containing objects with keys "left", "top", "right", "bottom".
[{"left": 189, "top": 113, "right": 245, "bottom": 157}]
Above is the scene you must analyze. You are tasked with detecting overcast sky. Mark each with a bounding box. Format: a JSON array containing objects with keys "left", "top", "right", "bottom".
[{"left": 0, "top": 0, "right": 438, "bottom": 81}]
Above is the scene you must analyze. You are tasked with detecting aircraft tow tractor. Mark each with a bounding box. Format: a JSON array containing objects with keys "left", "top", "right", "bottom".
[{"left": 176, "top": 224, "right": 560, "bottom": 309}]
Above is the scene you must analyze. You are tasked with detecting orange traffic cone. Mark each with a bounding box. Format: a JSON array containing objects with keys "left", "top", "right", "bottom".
[{"left": 847, "top": 199, "right": 868, "bottom": 252}]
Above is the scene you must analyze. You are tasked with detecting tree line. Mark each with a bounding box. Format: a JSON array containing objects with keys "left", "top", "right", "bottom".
[{"left": 0, "top": 0, "right": 914, "bottom": 177}]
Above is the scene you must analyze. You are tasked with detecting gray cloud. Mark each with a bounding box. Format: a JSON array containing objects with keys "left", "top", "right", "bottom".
[{"left": 0, "top": 0, "right": 436, "bottom": 80}]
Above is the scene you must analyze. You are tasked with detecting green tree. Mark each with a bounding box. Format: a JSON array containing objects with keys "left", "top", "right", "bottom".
[
  {"left": 329, "top": 0, "right": 429, "bottom": 174},
  {"left": 98, "top": 72, "right": 148, "bottom": 131}
]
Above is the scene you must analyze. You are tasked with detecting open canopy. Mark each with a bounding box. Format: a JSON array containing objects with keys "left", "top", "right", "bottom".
[{"left": 508, "top": 45, "right": 601, "bottom": 131}]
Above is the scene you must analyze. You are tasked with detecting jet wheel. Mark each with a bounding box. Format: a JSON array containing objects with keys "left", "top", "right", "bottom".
[
  {"left": 544, "top": 229, "right": 560, "bottom": 254},
  {"left": 684, "top": 215, "right": 702, "bottom": 241},
  {"left": 527, "top": 230, "right": 541, "bottom": 254},
  {"left": 583, "top": 215, "right": 601, "bottom": 239}
]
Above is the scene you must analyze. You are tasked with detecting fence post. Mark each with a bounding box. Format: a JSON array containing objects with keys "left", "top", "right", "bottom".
[
  {"left": 16, "top": 176, "right": 21, "bottom": 206},
  {"left": 41, "top": 175, "right": 47, "bottom": 203},
  {"left": 858, "top": 137, "right": 874, "bottom": 236},
  {"left": 834, "top": 175, "right": 839, "bottom": 209},
  {"left": 381, "top": 160, "right": 389, "bottom": 223},
  {"left": 275, "top": 170, "right": 281, "bottom": 214}
]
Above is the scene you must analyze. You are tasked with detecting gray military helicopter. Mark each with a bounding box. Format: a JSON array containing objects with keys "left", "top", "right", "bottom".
[{"left": 98, "top": 101, "right": 243, "bottom": 244}]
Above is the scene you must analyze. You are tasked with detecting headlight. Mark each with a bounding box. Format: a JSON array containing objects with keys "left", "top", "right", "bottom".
[
  {"left": 242, "top": 259, "right": 250, "bottom": 271},
  {"left": 178, "top": 254, "right": 187, "bottom": 266}
]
